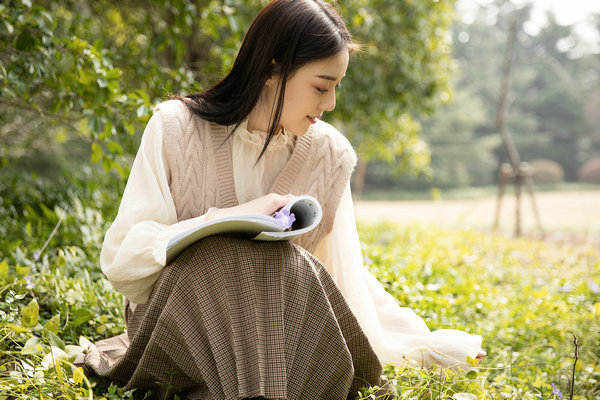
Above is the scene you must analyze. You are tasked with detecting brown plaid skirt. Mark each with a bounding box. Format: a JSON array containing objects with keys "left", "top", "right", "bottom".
[{"left": 80, "top": 236, "right": 383, "bottom": 399}]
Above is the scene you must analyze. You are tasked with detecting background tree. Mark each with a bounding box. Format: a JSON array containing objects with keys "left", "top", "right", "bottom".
[
  {"left": 457, "top": 1, "right": 599, "bottom": 182},
  {"left": 0, "top": 0, "right": 253, "bottom": 178},
  {"left": 364, "top": 0, "right": 600, "bottom": 192},
  {"left": 1, "top": 0, "right": 457, "bottom": 200},
  {"left": 334, "top": 0, "right": 456, "bottom": 194}
]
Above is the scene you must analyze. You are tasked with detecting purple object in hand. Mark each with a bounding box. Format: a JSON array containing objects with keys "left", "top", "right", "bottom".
[{"left": 274, "top": 209, "right": 296, "bottom": 229}]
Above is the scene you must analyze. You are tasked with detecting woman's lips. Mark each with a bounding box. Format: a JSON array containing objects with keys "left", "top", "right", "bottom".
[{"left": 307, "top": 116, "right": 318, "bottom": 124}]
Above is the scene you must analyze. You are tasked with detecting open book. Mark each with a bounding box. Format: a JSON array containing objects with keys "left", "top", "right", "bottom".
[{"left": 166, "top": 195, "right": 322, "bottom": 264}]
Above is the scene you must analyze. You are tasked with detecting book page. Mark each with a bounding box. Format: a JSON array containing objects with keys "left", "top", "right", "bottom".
[{"left": 165, "top": 195, "right": 322, "bottom": 263}]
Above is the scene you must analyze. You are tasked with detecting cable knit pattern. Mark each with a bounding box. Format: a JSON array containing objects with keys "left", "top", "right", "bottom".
[
  {"left": 159, "top": 100, "right": 356, "bottom": 252},
  {"left": 159, "top": 100, "right": 219, "bottom": 220},
  {"left": 271, "top": 123, "right": 357, "bottom": 253}
]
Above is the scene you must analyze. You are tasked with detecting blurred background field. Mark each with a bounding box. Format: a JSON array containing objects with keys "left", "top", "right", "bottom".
[{"left": 355, "top": 188, "right": 600, "bottom": 242}]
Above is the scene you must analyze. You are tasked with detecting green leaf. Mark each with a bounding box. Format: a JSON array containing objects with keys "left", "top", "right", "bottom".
[
  {"left": 46, "top": 330, "right": 66, "bottom": 350},
  {"left": 68, "top": 37, "right": 88, "bottom": 52},
  {"left": 100, "top": 121, "right": 114, "bottom": 140},
  {"left": 466, "top": 370, "right": 478, "bottom": 379},
  {"left": 106, "top": 141, "right": 123, "bottom": 155},
  {"left": 91, "top": 142, "right": 102, "bottom": 163},
  {"left": 106, "top": 68, "right": 122, "bottom": 80},
  {"left": 73, "top": 367, "right": 85, "bottom": 385},
  {"left": 57, "top": 249, "right": 66, "bottom": 267},
  {"left": 77, "top": 68, "right": 93, "bottom": 85},
  {"left": 134, "top": 89, "right": 151, "bottom": 104},
  {"left": 54, "top": 356, "right": 65, "bottom": 381},
  {"left": 71, "top": 308, "right": 94, "bottom": 326},
  {"left": 114, "top": 162, "right": 127, "bottom": 179},
  {"left": 15, "top": 30, "right": 36, "bottom": 51},
  {"left": 22, "top": 336, "right": 44, "bottom": 355},
  {"left": 107, "top": 79, "right": 120, "bottom": 94},
  {"left": 21, "top": 298, "right": 39, "bottom": 328},
  {"left": 0, "top": 260, "right": 8, "bottom": 279},
  {"left": 10, "top": 325, "right": 30, "bottom": 334},
  {"left": 123, "top": 120, "right": 135, "bottom": 136},
  {"left": 16, "top": 266, "right": 31, "bottom": 277},
  {"left": 43, "top": 314, "right": 61, "bottom": 334},
  {"left": 102, "top": 157, "right": 113, "bottom": 173}
]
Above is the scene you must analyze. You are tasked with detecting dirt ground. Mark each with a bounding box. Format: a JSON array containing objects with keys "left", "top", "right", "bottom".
[{"left": 354, "top": 190, "right": 600, "bottom": 244}]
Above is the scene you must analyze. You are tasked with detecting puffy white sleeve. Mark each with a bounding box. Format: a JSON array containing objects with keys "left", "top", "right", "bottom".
[
  {"left": 100, "top": 108, "right": 210, "bottom": 304},
  {"left": 312, "top": 183, "right": 484, "bottom": 370}
]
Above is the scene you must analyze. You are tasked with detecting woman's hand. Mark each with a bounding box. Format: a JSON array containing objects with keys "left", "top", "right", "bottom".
[
  {"left": 206, "top": 193, "right": 295, "bottom": 221},
  {"left": 475, "top": 350, "right": 486, "bottom": 365}
]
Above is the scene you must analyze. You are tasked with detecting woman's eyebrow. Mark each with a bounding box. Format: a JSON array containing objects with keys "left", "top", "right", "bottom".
[{"left": 314, "top": 74, "right": 345, "bottom": 81}]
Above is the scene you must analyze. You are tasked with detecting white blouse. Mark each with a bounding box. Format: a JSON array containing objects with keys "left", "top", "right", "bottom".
[{"left": 101, "top": 111, "right": 483, "bottom": 370}]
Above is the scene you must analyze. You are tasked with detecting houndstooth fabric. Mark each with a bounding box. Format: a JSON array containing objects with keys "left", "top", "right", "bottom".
[{"left": 80, "top": 236, "right": 383, "bottom": 399}]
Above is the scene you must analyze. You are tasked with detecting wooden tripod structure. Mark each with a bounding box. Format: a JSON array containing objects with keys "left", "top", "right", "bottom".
[{"left": 493, "top": 17, "right": 544, "bottom": 237}]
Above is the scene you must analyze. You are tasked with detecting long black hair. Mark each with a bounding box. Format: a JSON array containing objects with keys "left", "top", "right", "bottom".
[{"left": 172, "top": 0, "right": 357, "bottom": 161}]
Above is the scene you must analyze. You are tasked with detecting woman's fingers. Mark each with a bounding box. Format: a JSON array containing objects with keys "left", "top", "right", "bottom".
[
  {"left": 249, "top": 193, "right": 294, "bottom": 215},
  {"left": 474, "top": 350, "right": 486, "bottom": 366},
  {"left": 206, "top": 193, "right": 296, "bottom": 220}
]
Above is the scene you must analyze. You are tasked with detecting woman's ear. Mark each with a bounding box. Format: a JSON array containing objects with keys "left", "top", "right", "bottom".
[
  {"left": 264, "top": 59, "right": 283, "bottom": 93},
  {"left": 269, "top": 58, "right": 283, "bottom": 78},
  {"left": 265, "top": 75, "right": 274, "bottom": 88}
]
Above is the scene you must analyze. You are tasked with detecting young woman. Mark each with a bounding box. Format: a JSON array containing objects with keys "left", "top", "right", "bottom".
[{"left": 80, "top": 0, "right": 484, "bottom": 398}]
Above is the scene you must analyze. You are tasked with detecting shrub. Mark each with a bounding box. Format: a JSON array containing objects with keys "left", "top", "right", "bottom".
[
  {"left": 529, "top": 158, "right": 565, "bottom": 185},
  {"left": 578, "top": 158, "right": 600, "bottom": 184}
]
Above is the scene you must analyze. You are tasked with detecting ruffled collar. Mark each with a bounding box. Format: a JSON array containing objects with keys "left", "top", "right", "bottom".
[{"left": 234, "top": 120, "right": 296, "bottom": 149}]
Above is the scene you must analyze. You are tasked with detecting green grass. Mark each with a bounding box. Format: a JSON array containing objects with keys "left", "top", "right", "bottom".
[
  {"left": 0, "top": 173, "right": 598, "bottom": 398},
  {"left": 356, "top": 223, "right": 599, "bottom": 399}
]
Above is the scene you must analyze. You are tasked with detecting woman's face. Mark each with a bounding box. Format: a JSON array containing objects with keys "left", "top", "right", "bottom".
[
  {"left": 252, "top": 49, "right": 349, "bottom": 136},
  {"left": 280, "top": 50, "right": 349, "bottom": 136}
]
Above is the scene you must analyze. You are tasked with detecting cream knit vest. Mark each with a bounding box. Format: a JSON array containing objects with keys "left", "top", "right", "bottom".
[{"left": 158, "top": 100, "right": 356, "bottom": 253}]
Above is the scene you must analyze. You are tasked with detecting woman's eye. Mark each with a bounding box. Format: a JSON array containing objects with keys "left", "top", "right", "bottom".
[{"left": 316, "top": 87, "right": 328, "bottom": 93}]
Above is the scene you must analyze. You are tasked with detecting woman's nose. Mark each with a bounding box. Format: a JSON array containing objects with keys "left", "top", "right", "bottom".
[{"left": 320, "top": 91, "right": 336, "bottom": 112}]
